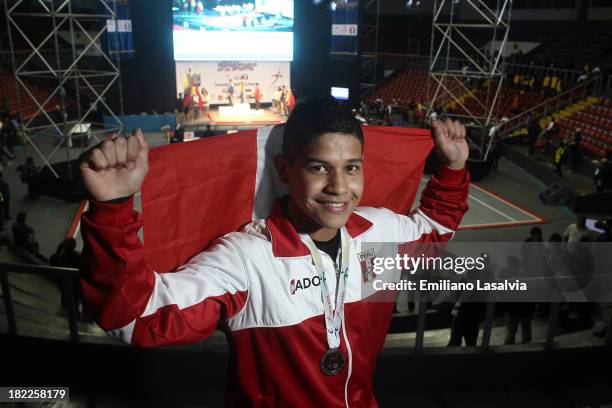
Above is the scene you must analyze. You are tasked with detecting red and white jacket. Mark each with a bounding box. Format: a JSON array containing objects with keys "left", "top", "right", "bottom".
[{"left": 80, "top": 166, "right": 469, "bottom": 408}]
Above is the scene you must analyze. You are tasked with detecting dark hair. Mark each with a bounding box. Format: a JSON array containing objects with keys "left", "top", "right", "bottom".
[
  {"left": 17, "top": 212, "right": 26, "bottom": 223},
  {"left": 529, "top": 226, "right": 543, "bottom": 241},
  {"left": 64, "top": 237, "right": 77, "bottom": 252},
  {"left": 283, "top": 94, "right": 363, "bottom": 163}
]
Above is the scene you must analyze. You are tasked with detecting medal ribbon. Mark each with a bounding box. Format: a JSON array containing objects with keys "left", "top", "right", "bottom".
[{"left": 302, "top": 229, "right": 350, "bottom": 350}]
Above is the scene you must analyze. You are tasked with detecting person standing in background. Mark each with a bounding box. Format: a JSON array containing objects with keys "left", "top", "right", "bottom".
[{"left": 253, "top": 83, "right": 262, "bottom": 110}]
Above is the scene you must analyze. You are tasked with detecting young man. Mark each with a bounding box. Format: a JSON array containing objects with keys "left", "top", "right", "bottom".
[{"left": 79, "top": 95, "right": 469, "bottom": 407}]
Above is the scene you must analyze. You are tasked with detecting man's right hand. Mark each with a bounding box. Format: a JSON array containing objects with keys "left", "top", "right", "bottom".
[{"left": 80, "top": 129, "right": 149, "bottom": 202}]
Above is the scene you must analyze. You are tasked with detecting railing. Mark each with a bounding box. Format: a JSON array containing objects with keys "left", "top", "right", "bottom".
[
  {"left": 0, "top": 262, "right": 81, "bottom": 343},
  {"left": 1, "top": 260, "right": 611, "bottom": 350},
  {"left": 498, "top": 76, "right": 601, "bottom": 139}
]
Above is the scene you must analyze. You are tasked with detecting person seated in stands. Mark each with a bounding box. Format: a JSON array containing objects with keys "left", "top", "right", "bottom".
[
  {"left": 11, "top": 212, "right": 43, "bottom": 262},
  {"left": 50, "top": 237, "right": 81, "bottom": 269}
]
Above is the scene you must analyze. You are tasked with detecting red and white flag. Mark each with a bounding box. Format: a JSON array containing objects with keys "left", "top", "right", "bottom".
[{"left": 142, "top": 125, "right": 433, "bottom": 272}]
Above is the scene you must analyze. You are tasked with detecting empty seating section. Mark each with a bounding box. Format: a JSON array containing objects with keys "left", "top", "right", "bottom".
[
  {"left": 0, "top": 70, "right": 59, "bottom": 120},
  {"left": 369, "top": 69, "right": 430, "bottom": 105},
  {"left": 556, "top": 98, "right": 612, "bottom": 157},
  {"left": 451, "top": 85, "right": 548, "bottom": 119}
]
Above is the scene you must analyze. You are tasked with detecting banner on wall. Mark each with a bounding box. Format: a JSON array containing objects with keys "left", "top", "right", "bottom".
[
  {"left": 106, "top": 0, "right": 134, "bottom": 58},
  {"left": 175, "top": 61, "right": 290, "bottom": 105},
  {"left": 330, "top": 0, "right": 359, "bottom": 60}
]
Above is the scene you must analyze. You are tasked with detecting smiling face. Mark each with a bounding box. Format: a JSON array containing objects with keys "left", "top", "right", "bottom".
[{"left": 275, "top": 132, "right": 364, "bottom": 241}]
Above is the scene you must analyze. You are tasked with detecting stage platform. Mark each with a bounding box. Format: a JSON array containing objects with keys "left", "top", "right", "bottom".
[{"left": 183, "top": 107, "right": 284, "bottom": 131}]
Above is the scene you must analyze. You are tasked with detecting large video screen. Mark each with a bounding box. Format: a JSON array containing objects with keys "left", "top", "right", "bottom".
[{"left": 172, "top": 1, "right": 294, "bottom": 61}]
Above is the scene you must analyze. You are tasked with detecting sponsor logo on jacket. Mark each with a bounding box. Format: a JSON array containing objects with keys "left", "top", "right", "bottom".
[{"left": 290, "top": 276, "right": 321, "bottom": 295}]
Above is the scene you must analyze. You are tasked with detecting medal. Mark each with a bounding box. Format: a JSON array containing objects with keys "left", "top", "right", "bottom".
[
  {"left": 302, "top": 229, "right": 351, "bottom": 376},
  {"left": 320, "top": 348, "right": 346, "bottom": 376}
]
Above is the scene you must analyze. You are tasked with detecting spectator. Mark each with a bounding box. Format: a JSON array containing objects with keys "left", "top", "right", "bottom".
[
  {"left": 562, "top": 215, "right": 590, "bottom": 249},
  {"left": 521, "top": 226, "right": 546, "bottom": 267},
  {"left": 407, "top": 99, "right": 416, "bottom": 124},
  {"left": 527, "top": 115, "right": 540, "bottom": 157},
  {"left": 595, "top": 219, "right": 611, "bottom": 243},
  {"left": 11, "top": 212, "right": 45, "bottom": 262},
  {"left": 546, "top": 232, "right": 571, "bottom": 292},
  {"left": 0, "top": 97, "right": 9, "bottom": 118},
  {"left": 554, "top": 140, "right": 566, "bottom": 176},
  {"left": 50, "top": 237, "right": 81, "bottom": 269},
  {"left": 0, "top": 115, "right": 16, "bottom": 160},
  {"left": 447, "top": 272, "right": 486, "bottom": 347},
  {"left": 568, "top": 128, "right": 582, "bottom": 170},
  {"left": 502, "top": 256, "right": 535, "bottom": 344},
  {"left": 593, "top": 151, "right": 612, "bottom": 193},
  {"left": 0, "top": 172, "right": 10, "bottom": 225},
  {"left": 17, "top": 157, "right": 39, "bottom": 199},
  {"left": 511, "top": 93, "right": 522, "bottom": 115}
]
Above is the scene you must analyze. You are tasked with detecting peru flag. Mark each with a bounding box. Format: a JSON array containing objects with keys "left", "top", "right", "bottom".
[{"left": 141, "top": 125, "right": 433, "bottom": 272}]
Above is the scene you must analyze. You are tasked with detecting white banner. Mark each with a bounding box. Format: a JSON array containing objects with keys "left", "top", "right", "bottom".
[
  {"left": 106, "top": 19, "right": 132, "bottom": 33},
  {"left": 175, "top": 61, "right": 291, "bottom": 105}
]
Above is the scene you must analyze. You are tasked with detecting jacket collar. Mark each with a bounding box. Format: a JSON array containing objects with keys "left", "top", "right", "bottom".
[{"left": 266, "top": 196, "right": 373, "bottom": 258}]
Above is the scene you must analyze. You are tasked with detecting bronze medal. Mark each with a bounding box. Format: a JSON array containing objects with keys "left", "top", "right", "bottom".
[{"left": 320, "top": 348, "right": 346, "bottom": 376}]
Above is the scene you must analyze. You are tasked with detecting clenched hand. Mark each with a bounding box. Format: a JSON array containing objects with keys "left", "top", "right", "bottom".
[{"left": 80, "top": 129, "right": 149, "bottom": 202}]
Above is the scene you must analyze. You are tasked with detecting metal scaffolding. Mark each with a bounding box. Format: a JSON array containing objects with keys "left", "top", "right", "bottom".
[
  {"left": 360, "top": 0, "right": 380, "bottom": 94},
  {"left": 5, "top": 0, "right": 123, "bottom": 179},
  {"left": 427, "top": 0, "right": 513, "bottom": 161}
]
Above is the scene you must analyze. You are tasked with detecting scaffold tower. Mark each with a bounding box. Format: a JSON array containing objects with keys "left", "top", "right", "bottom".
[
  {"left": 428, "top": 0, "right": 513, "bottom": 161},
  {"left": 5, "top": 0, "right": 124, "bottom": 178}
]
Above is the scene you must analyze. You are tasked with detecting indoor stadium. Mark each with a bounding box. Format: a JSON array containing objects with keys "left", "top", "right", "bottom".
[{"left": 0, "top": 0, "right": 611, "bottom": 407}]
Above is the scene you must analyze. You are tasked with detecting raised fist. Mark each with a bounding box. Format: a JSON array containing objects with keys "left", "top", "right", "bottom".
[
  {"left": 80, "top": 129, "right": 149, "bottom": 202},
  {"left": 431, "top": 118, "right": 469, "bottom": 170}
]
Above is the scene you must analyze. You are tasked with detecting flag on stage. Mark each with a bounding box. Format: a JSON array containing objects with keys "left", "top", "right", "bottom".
[{"left": 141, "top": 125, "right": 433, "bottom": 272}]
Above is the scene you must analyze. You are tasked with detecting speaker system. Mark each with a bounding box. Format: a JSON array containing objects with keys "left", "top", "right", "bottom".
[{"left": 539, "top": 182, "right": 569, "bottom": 205}]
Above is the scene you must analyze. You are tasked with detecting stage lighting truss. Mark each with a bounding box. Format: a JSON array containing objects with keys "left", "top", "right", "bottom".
[
  {"left": 4, "top": 0, "right": 123, "bottom": 178},
  {"left": 427, "top": 0, "right": 512, "bottom": 161},
  {"left": 360, "top": 0, "right": 380, "bottom": 93}
]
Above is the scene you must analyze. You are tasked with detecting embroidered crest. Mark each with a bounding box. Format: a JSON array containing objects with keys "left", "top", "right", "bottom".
[{"left": 358, "top": 248, "right": 377, "bottom": 283}]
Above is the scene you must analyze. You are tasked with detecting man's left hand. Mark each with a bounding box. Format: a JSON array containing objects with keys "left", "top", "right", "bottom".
[{"left": 432, "top": 118, "right": 469, "bottom": 170}]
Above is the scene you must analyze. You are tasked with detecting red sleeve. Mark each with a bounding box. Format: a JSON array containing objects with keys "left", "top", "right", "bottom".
[
  {"left": 80, "top": 197, "right": 249, "bottom": 347},
  {"left": 418, "top": 165, "right": 470, "bottom": 231}
]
